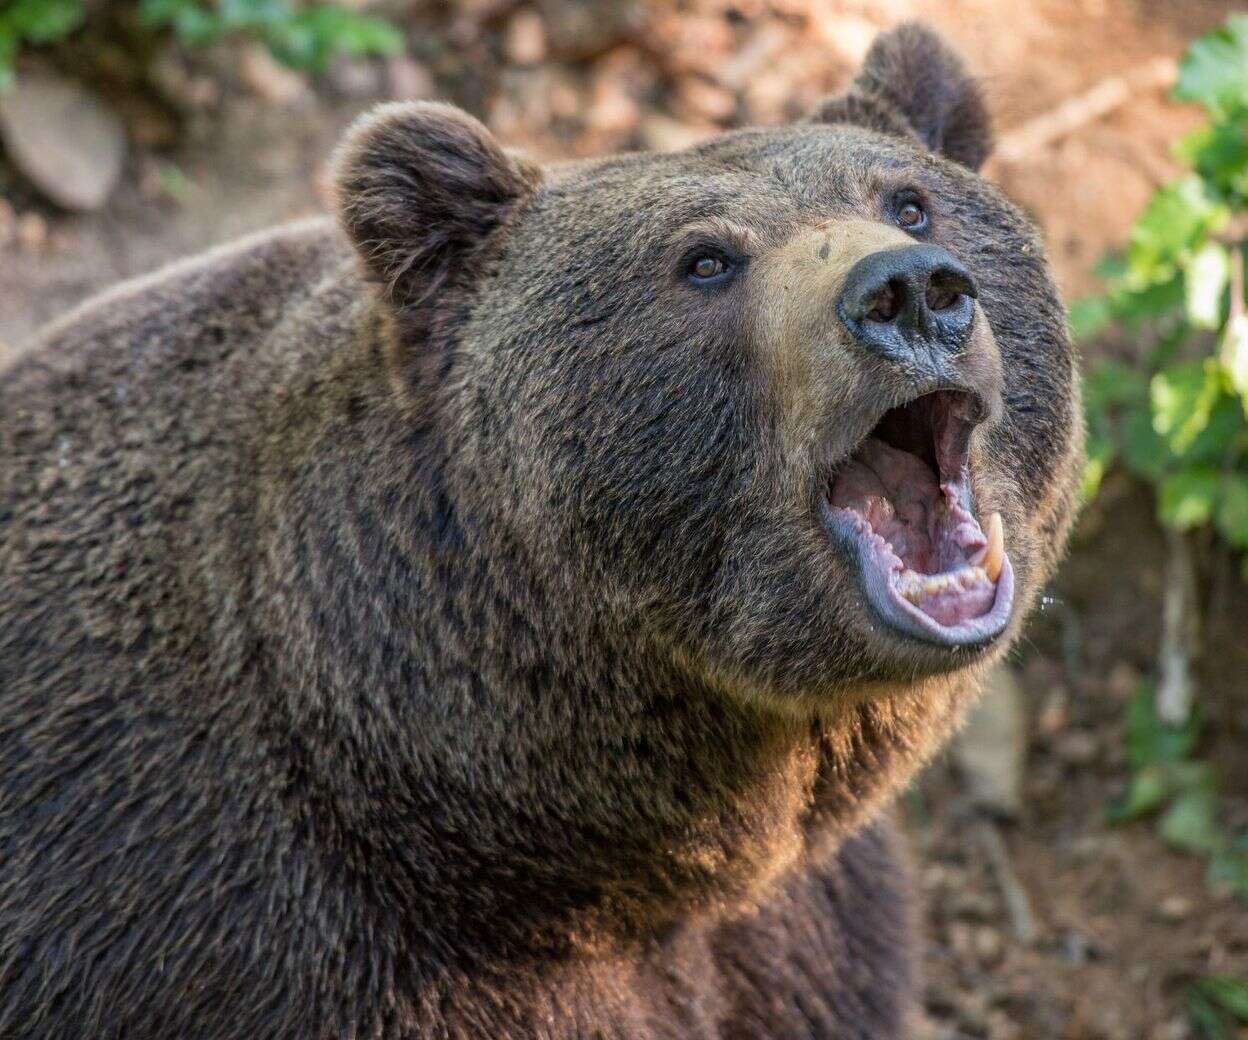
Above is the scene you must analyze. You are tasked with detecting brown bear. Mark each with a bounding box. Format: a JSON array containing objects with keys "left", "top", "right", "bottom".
[{"left": 0, "top": 23, "right": 1082, "bottom": 1040}]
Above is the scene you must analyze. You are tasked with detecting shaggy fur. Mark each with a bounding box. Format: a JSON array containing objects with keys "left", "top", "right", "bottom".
[{"left": 0, "top": 23, "right": 1082, "bottom": 1039}]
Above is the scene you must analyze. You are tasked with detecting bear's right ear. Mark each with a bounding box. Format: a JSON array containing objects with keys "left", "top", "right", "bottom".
[
  {"left": 808, "top": 23, "right": 992, "bottom": 171},
  {"left": 332, "top": 101, "right": 540, "bottom": 314}
]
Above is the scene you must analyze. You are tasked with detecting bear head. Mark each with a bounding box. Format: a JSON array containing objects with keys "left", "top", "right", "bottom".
[{"left": 330, "top": 23, "right": 1082, "bottom": 718}]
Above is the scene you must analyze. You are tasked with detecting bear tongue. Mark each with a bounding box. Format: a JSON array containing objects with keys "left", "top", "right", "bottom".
[{"left": 829, "top": 437, "right": 942, "bottom": 571}]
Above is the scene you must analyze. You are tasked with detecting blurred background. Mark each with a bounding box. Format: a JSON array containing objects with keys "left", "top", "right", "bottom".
[{"left": 2, "top": 1, "right": 1247, "bottom": 1037}]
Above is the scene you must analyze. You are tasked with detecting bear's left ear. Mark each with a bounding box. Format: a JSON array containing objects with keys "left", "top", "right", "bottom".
[
  {"left": 332, "top": 101, "right": 541, "bottom": 313},
  {"left": 808, "top": 23, "right": 992, "bottom": 172}
]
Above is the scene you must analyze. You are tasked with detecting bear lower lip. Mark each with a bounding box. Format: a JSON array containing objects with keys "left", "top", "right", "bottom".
[{"left": 824, "top": 390, "right": 1014, "bottom": 647}]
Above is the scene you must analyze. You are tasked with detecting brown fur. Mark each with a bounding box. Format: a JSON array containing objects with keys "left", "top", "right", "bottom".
[{"left": 0, "top": 23, "right": 1082, "bottom": 1039}]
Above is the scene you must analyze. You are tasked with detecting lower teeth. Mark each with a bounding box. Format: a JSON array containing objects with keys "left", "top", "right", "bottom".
[{"left": 896, "top": 565, "right": 990, "bottom": 603}]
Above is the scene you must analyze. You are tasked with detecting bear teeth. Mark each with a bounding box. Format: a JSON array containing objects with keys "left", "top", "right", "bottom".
[
  {"left": 969, "top": 512, "right": 1005, "bottom": 582},
  {"left": 894, "top": 565, "right": 992, "bottom": 604}
]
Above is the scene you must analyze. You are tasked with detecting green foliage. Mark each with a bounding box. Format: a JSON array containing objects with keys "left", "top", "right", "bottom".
[
  {"left": 1174, "top": 14, "right": 1248, "bottom": 121},
  {"left": 0, "top": 0, "right": 401, "bottom": 88},
  {"left": 137, "top": 0, "right": 402, "bottom": 72},
  {"left": 0, "top": 0, "right": 87, "bottom": 88},
  {"left": 1108, "top": 684, "right": 1248, "bottom": 900},
  {"left": 1085, "top": 33, "right": 1248, "bottom": 1003},
  {"left": 1187, "top": 974, "right": 1248, "bottom": 1039},
  {"left": 1077, "top": 15, "right": 1248, "bottom": 574}
]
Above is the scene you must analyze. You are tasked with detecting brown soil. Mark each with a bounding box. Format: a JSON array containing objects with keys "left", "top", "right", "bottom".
[{"left": 3, "top": 2, "right": 1246, "bottom": 1037}]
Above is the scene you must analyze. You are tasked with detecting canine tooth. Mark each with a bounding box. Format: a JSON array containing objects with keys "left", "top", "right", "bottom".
[{"left": 982, "top": 512, "right": 1005, "bottom": 581}]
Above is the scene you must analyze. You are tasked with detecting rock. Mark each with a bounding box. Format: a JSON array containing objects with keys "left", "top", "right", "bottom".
[
  {"left": 15, "top": 212, "right": 48, "bottom": 252},
  {"left": 973, "top": 925, "right": 1004, "bottom": 964},
  {"left": 536, "top": 0, "right": 637, "bottom": 60},
  {"left": 149, "top": 46, "right": 222, "bottom": 111},
  {"left": 326, "top": 57, "right": 386, "bottom": 99},
  {"left": 386, "top": 57, "right": 434, "bottom": 101},
  {"left": 638, "top": 114, "right": 713, "bottom": 153},
  {"left": 1054, "top": 729, "right": 1099, "bottom": 765},
  {"left": 505, "top": 9, "right": 547, "bottom": 66},
  {"left": 1157, "top": 894, "right": 1192, "bottom": 921},
  {"left": 674, "top": 76, "right": 737, "bottom": 124},
  {"left": 714, "top": 23, "right": 789, "bottom": 92},
  {"left": 808, "top": 13, "right": 879, "bottom": 66},
  {"left": 953, "top": 662, "right": 1027, "bottom": 818},
  {"left": 1035, "top": 687, "right": 1068, "bottom": 736},
  {"left": 0, "top": 197, "right": 14, "bottom": 246},
  {"left": 1107, "top": 660, "right": 1139, "bottom": 701},
  {"left": 239, "top": 44, "right": 309, "bottom": 106},
  {"left": 0, "top": 67, "right": 126, "bottom": 211}
]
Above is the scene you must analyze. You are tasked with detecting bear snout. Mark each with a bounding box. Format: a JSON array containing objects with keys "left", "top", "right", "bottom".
[{"left": 836, "top": 244, "right": 979, "bottom": 371}]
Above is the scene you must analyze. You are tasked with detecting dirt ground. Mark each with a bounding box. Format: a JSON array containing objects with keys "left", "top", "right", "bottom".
[{"left": 2, "top": 1, "right": 1247, "bottom": 1037}]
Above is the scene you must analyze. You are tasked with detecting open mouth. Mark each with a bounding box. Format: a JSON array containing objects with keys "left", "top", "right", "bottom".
[{"left": 823, "top": 389, "right": 1014, "bottom": 647}]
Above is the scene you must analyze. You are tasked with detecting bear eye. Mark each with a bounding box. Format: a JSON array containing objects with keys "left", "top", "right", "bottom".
[
  {"left": 895, "top": 199, "right": 928, "bottom": 232},
  {"left": 687, "top": 253, "right": 736, "bottom": 287}
]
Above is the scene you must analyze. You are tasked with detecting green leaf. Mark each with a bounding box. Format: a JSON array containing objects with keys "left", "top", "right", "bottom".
[
  {"left": 218, "top": 0, "right": 290, "bottom": 31},
  {"left": 1186, "top": 240, "right": 1230, "bottom": 329},
  {"left": 1160, "top": 468, "right": 1222, "bottom": 529},
  {"left": 1188, "top": 985, "right": 1236, "bottom": 1040},
  {"left": 0, "top": 35, "right": 16, "bottom": 92},
  {"left": 1192, "top": 976, "right": 1248, "bottom": 1021},
  {"left": 1175, "top": 14, "right": 1248, "bottom": 119},
  {"left": 1080, "top": 440, "right": 1113, "bottom": 503},
  {"left": 1178, "top": 120, "right": 1248, "bottom": 201},
  {"left": 263, "top": 6, "right": 402, "bottom": 71},
  {"left": 1122, "top": 406, "right": 1168, "bottom": 482},
  {"left": 3, "top": 0, "right": 86, "bottom": 42},
  {"left": 1068, "top": 296, "right": 1112, "bottom": 341},
  {"left": 1106, "top": 764, "right": 1170, "bottom": 823},
  {"left": 1105, "top": 270, "right": 1186, "bottom": 327},
  {"left": 1125, "top": 684, "right": 1199, "bottom": 768},
  {"left": 1152, "top": 361, "right": 1221, "bottom": 453},
  {"left": 1223, "top": 311, "right": 1248, "bottom": 401},
  {"left": 1126, "top": 176, "right": 1227, "bottom": 285},
  {"left": 304, "top": 6, "right": 403, "bottom": 56},
  {"left": 1084, "top": 359, "right": 1152, "bottom": 410},
  {"left": 1209, "top": 844, "right": 1248, "bottom": 900},
  {"left": 1181, "top": 392, "right": 1244, "bottom": 466},
  {"left": 136, "top": 0, "right": 190, "bottom": 27},
  {"left": 1160, "top": 783, "right": 1221, "bottom": 853},
  {"left": 1217, "top": 475, "right": 1248, "bottom": 547}
]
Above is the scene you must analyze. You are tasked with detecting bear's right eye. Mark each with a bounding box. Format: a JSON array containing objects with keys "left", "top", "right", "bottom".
[{"left": 687, "top": 253, "right": 736, "bottom": 288}]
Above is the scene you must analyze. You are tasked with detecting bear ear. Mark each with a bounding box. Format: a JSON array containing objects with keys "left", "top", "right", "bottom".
[
  {"left": 808, "top": 23, "right": 992, "bottom": 171},
  {"left": 331, "top": 101, "right": 540, "bottom": 312}
]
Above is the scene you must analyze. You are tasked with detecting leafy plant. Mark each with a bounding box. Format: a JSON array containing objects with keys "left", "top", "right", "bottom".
[
  {"left": 1077, "top": 15, "right": 1248, "bottom": 561},
  {"left": 137, "top": 0, "right": 402, "bottom": 73},
  {"left": 1108, "top": 683, "right": 1248, "bottom": 901},
  {"left": 1186, "top": 975, "right": 1248, "bottom": 1039},
  {"left": 0, "top": 0, "right": 402, "bottom": 88},
  {"left": 0, "top": 0, "right": 88, "bottom": 89}
]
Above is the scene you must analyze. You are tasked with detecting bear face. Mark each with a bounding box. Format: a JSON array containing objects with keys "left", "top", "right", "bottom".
[{"left": 333, "top": 25, "right": 1082, "bottom": 715}]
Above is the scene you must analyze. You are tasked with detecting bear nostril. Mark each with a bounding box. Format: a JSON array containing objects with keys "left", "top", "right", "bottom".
[
  {"left": 925, "top": 284, "right": 958, "bottom": 312},
  {"left": 865, "top": 281, "right": 902, "bottom": 323},
  {"left": 925, "top": 266, "right": 976, "bottom": 312}
]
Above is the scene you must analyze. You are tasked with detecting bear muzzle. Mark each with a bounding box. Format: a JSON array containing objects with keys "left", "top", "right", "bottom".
[{"left": 836, "top": 243, "right": 978, "bottom": 372}]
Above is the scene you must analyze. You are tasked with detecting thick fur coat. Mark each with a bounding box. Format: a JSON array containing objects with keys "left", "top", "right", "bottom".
[{"left": 0, "top": 24, "right": 1082, "bottom": 1039}]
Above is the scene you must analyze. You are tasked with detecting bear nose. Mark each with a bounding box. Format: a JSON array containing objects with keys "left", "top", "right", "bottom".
[{"left": 836, "top": 245, "right": 978, "bottom": 364}]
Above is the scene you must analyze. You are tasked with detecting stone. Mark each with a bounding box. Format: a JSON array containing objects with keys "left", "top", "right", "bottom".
[
  {"left": 239, "top": 44, "right": 308, "bottom": 106},
  {"left": 505, "top": 9, "right": 547, "bottom": 66},
  {"left": 0, "top": 67, "right": 126, "bottom": 211},
  {"left": 953, "top": 662, "right": 1027, "bottom": 818}
]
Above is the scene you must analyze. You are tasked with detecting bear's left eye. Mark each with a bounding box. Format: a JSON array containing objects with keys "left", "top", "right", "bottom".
[
  {"left": 687, "top": 253, "right": 736, "bottom": 287},
  {"left": 893, "top": 197, "right": 929, "bottom": 232}
]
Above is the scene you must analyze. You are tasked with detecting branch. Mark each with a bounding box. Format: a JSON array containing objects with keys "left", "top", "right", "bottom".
[{"left": 994, "top": 57, "right": 1177, "bottom": 165}]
